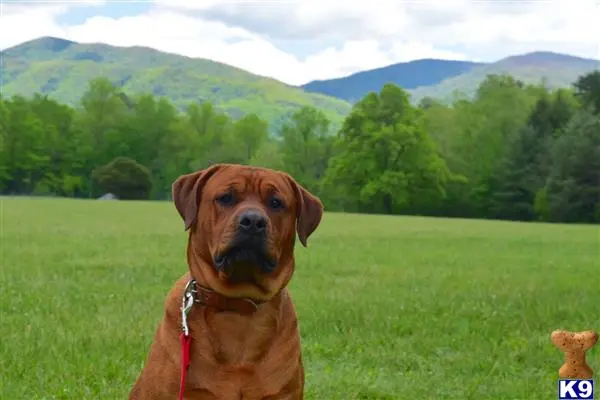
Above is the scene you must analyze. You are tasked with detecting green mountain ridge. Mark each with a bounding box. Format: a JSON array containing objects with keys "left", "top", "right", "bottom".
[
  {"left": 301, "top": 59, "right": 484, "bottom": 102},
  {"left": 409, "top": 51, "right": 600, "bottom": 102},
  {"left": 2, "top": 37, "right": 599, "bottom": 128},
  {"left": 302, "top": 51, "right": 599, "bottom": 103},
  {"left": 1, "top": 37, "right": 352, "bottom": 133}
]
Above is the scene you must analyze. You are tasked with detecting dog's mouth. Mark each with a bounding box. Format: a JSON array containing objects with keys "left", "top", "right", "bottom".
[{"left": 214, "top": 243, "right": 277, "bottom": 283}]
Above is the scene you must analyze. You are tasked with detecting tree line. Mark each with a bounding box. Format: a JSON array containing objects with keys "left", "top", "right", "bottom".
[{"left": 1, "top": 71, "right": 599, "bottom": 223}]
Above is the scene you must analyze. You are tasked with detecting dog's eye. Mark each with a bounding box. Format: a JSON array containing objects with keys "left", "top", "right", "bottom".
[
  {"left": 268, "top": 196, "right": 284, "bottom": 210},
  {"left": 216, "top": 192, "right": 235, "bottom": 206}
]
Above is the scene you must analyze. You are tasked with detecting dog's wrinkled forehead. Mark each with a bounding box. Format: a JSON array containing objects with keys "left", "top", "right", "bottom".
[{"left": 204, "top": 166, "right": 294, "bottom": 204}]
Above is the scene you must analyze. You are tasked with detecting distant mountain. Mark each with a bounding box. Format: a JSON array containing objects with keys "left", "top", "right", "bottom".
[
  {"left": 0, "top": 37, "right": 352, "bottom": 132},
  {"left": 301, "top": 51, "right": 599, "bottom": 104},
  {"left": 409, "top": 51, "right": 600, "bottom": 103},
  {"left": 3, "top": 38, "right": 598, "bottom": 130},
  {"left": 301, "top": 59, "right": 482, "bottom": 103}
]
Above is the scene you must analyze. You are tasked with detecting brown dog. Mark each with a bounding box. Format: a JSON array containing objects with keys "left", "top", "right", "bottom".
[{"left": 129, "top": 164, "right": 323, "bottom": 400}]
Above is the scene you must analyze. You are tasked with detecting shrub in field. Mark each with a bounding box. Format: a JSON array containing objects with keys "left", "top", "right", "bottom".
[{"left": 92, "top": 157, "right": 152, "bottom": 200}]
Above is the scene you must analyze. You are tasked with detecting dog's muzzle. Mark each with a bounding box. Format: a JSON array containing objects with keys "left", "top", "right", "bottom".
[{"left": 214, "top": 209, "right": 276, "bottom": 275}]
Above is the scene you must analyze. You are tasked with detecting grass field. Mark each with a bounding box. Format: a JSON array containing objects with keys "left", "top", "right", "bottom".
[{"left": 1, "top": 197, "right": 599, "bottom": 399}]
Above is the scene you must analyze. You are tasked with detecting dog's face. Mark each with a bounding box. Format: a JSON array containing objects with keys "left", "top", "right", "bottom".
[{"left": 172, "top": 164, "right": 323, "bottom": 299}]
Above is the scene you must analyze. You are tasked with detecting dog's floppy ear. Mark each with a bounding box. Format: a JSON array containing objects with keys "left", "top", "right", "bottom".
[
  {"left": 172, "top": 164, "right": 222, "bottom": 230},
  {"left": 287, "top": 177, "right": 324, "bottom": 247}
]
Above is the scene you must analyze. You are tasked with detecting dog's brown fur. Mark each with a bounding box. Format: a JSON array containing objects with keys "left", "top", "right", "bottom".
[{"left": 129, "top": 164, "right": 323, "bottom": 399}]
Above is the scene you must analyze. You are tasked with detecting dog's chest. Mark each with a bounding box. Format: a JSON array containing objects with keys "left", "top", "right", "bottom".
[{"left": 185, "top": 311, "right": 302, "bottom": 399}]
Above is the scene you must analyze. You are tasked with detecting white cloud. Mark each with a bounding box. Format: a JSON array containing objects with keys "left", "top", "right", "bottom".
[
  {"left": 0, "top": 3, "right": 67, "bottom": 49},
  {"left": 0, "top": 1, "right": 106, "bottom": 49},
  {"left": 158, "top": 0, "right": 414, "bottom": 41},
  {"left": 160, "top": 0, "right": 600, "bottom": 59},
  {"left": 160, "top": 0, "right": 599, "bottom": 41},
  {"left": 1, "top": 0, "right": 598, "bottom": 85}
]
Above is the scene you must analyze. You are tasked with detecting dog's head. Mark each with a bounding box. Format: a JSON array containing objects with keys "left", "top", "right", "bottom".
[{"left": 172, "top": 164, "right": 323, "bottom": 299}]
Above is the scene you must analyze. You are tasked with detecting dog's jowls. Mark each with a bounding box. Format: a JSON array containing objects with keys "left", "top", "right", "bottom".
[{"left": 129, "top": 164, "right": 323, "bottom": 400}]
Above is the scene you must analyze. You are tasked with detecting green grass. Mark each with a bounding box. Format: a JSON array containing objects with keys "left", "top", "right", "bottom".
[{"left": 1, "top": 197, "right": 599, "bottom": 399}]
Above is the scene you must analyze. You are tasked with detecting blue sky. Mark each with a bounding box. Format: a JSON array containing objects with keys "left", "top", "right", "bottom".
[
  {"left": 54, "top": 2, "right": 153, "bottom": 24},
  {"left": 1, "top": 0, "right": 599, "bottom": 85}
]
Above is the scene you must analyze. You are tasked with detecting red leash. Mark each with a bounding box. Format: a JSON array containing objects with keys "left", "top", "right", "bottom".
[
  {"left": 178, "top": 280, "right": 196, "bottom": 400},
  {"left": 179, "top": 332, "right": 192, "bottom": 400}
]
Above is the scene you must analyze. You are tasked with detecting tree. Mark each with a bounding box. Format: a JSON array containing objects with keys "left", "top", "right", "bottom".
[
  {"left": 0, "top": 97, "right": 10, "bottom": 186},
  {"left": 421, "top": 98, "right": 457, "bottom": 164},
  {"left": 248, "top": 139, "right": 285, "bottom": 171},
  {"left": 574, "top": 70, "right": 600, "bottom": 114},
  {"left": 121, "top": 94, "right": 182, "bottom": 197},
  {"left": 76, "top": 77, "right": 130, "bottom": 194},
  {"left": 543, "top": 110, "right": 600, "bottom": 223},
  {"left": 324, "top": 84, "right": 450, "bottom": 214},
  {"left": 1, "top": 95, "right": 48, "bottom": 194},
  {"left": 488, "top": 125, "right": 548, "bottom": 220},
  {"left": 549, "top": 88, "right": 579, "bottom": 134},
  {"left": 232, "top": 113, "right": 269, "bottom": 163},
  {"left": 417, "top": 96, "right": 439, "bottom": 110},
  {"left": 445, "top": 75, "right": 541, "bottom": 217},
  {"left": 279, "top": 106, "right": 332, "bottom": 194},
  {"left": 186, "top": 102, "right": 239, "bottom": 168},
  {"left": 92, "top": 157, "right": 153, "bottom": 200},
  {"left": 27, "top": 94, "right": 85, "bottom": 196},
  {"left": 488, "top": 89, "right": 577, "bottom": 220}
]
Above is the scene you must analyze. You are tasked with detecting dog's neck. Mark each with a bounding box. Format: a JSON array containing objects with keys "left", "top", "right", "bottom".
[{"left": 190, "top": 282, "right": 266, "bottom": 315}]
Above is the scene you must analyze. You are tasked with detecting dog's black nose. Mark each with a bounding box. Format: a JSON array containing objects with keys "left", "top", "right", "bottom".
[{"left": 238, "top": 210, "right": 267, "bottom": 235}]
